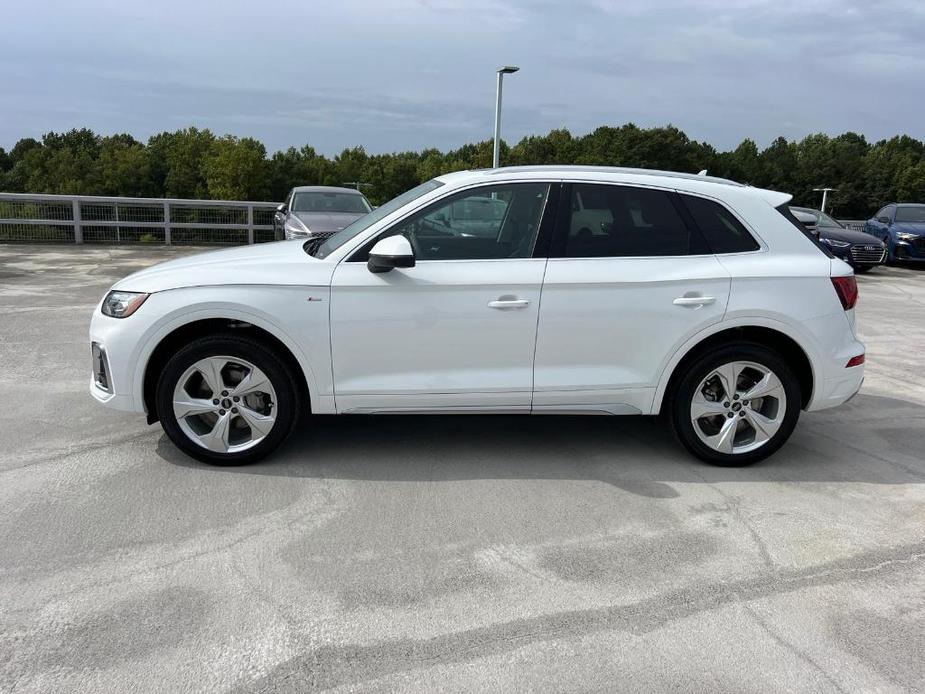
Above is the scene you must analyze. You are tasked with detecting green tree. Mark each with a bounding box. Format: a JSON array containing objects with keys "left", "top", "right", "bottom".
[{"left": 202, "top": 135, "right": 269, "bottom": 200}]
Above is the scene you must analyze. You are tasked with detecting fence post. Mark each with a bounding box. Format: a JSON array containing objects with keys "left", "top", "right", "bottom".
[
  {"left": 114, "top": 202, "right": 120, "bottom": 244},
  {"left": 72, "top": 198, "right": 83, "bottom": 245},
  {"left": 163, "top": 201, "right": 171, "bottom": 245},
  {"left": 247, "top": 204, "right": 255, "bottom": 244}
]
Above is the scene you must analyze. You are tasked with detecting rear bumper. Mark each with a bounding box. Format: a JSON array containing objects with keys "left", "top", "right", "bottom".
[{"left": 808, "top": 367, "right": 864, "bottom": 411}]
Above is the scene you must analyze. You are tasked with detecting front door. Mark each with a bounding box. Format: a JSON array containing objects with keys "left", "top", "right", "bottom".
[{"left": 330, "top": 181, "right": 554, "bottom": 413}]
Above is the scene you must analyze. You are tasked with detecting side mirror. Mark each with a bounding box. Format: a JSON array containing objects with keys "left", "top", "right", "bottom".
[
  {"left": 368, "top": 235, "right": 415, "bottom": 273},
  {"left": 276, "top": 203, "right": 287, "bottom": 213},
  {"left": 876, "top": 216, "right": 890, "bottom": 224}
]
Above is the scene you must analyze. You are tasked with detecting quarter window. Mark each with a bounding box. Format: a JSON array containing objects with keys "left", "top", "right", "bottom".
[
  {"left": 681, "top": 194, "right": 759, "bottom": 253},
  {"left": 354, "top": 183, "right": 550, "bottom": 261},
  {"left": 563, "top": 184, "right": 700, "bottom": 257}
]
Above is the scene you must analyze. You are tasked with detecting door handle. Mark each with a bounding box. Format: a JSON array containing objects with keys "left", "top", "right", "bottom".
[
  {"left": 488, "top": 299, "right": 531, "bottom": 309},
  {"left": 673, "top": 296, "right": 716, "bottom": 307}
]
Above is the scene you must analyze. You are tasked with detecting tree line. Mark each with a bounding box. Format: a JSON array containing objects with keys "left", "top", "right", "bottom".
[{"left": 1, "top": 125, "right": 923, "bottom": 218}]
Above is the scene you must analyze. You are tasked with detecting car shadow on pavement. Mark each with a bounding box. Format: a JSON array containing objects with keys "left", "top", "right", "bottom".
[{"left": 155, "top": 393, "right": 925, "bottom": 495}]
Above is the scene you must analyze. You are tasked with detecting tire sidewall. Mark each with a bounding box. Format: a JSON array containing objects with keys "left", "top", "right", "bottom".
[
  {"left": 672, "top": 343, "right": 801, "bottom": 466},
  {"left": 156, "top": 335, "right": 298, "bottom": 465}
]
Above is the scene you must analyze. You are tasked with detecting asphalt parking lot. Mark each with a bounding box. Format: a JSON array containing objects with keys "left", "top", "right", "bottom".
[{"left": 1, "top": 244, "right": 924, "bottom": 693}]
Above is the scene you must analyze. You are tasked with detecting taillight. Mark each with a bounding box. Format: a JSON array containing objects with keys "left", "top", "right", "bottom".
[
  {"left": 831, "top": 276, "right": 858, "bottom": 310},
  {"left": 846, "top": 354, "right": 865, "bottom": 368}
]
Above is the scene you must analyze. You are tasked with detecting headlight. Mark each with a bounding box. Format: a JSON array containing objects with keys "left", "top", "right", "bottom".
[
  {"left": 896, "top": 232, "right": 918, "bottom": 241},
  {"left": 821, "top": 237, "right": 850, "bottom": 248},
  {"left": 284, "top": 217, "right": 309, "bottom": 239},
  {"left": 101, "top": 291, "right": 149, "bottom": 318}
]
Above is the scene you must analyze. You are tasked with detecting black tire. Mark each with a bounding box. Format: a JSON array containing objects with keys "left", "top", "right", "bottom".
[
  {"left": 156, "top": 333, "right": 301, "bottom": 465},
  {"left": 669, "top": 343, "right": 801, "bottom": 466}
]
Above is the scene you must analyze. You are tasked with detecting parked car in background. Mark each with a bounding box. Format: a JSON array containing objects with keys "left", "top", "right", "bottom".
[
  {"left": 274, "top": 186, "right": 372, "bottom": 240},
  {"left": 90, "top": 166, "right": 865, "bottom": 469},
  {"left": 790, "top": 206, "right": 885, "bottom": 273},
  {"left": 864, "top": 203, "right": 925, "bottom": 264}
]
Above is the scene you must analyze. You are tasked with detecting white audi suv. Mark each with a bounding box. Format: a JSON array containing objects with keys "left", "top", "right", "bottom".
[{"left": 89, "top": 166, "right": 865, "bottom": 466}]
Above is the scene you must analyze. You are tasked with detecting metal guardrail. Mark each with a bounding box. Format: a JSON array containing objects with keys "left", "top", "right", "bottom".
[{"left": 0, "top": 192, "right": 279, "bottom": 245}]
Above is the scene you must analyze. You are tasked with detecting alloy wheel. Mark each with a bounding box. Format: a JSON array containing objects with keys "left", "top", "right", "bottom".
[
  {"left": 690, "top": 360, "right": 787, "bottom": 455},
  {"left": 172, "top": 356, "right": 277, "bottom": 454}
]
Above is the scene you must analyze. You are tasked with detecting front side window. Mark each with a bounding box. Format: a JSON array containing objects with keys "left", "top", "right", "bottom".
[
  {"left": 564, "top": 184, "right": 699, "bottom": 257},
  {"left": 314, "top": 179, "right": 443, "bottom": 258},
  {"left": 682, "top": 194, "right": 759, "bottom": 253},
  {"left": 355, "top": 183, "right": 550, "bottom": 261}
]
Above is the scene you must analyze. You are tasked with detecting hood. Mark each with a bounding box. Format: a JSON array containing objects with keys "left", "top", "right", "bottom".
[
  {"left": 293, "top": 211, "right": 365, "bottom": 233},
  {"left": 112, "top": 240, "right": 335, "bottom": 293},
  {"left": 819, "top": 227, "right": 884, "bottom": 245},
  {"left": 892, "top": 222, "right": 925, "bottom": 235}
]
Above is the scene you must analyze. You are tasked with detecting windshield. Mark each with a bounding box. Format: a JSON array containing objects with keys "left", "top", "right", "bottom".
[
  {"left": 815, "top": 211, "right": 844, "bottom": 228},
  {"left": 895, "top": 206, "right": 925, "bottom": 223},
  {"left": 291, "top": 191, "right": 371, "bottom": 214},
  {"left": 313, "top": 179, "right": 444, "bottom": 258}
]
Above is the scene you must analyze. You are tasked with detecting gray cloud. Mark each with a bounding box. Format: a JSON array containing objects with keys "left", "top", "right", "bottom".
[{"left": 1, "top": 0, "right": 922, "bottom": 155}]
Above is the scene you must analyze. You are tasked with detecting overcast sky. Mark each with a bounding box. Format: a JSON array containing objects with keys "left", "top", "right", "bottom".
[{"left": 2, "top": 0, "right": 922, "bottom": 156}]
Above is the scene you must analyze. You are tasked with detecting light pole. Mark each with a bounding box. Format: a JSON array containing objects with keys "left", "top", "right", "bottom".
[
  {"left": 493, "top": 65, "right": 519, "bottom": 168},
  {"left": 814, "top": 187, "right": 837, "bottom": 214}
]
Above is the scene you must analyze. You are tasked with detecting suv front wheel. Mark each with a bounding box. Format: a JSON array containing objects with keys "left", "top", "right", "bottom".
[
  {"left": 156, "top": 334, "right": 300, "bottom": 465},
  {"left": 671, "top": 344, "right": 801, "bottom": 466}
]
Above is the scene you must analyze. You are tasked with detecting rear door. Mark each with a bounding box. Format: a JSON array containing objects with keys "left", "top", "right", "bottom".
[{"left": 532, "top": 183, "right": 734, "bottom": 414}]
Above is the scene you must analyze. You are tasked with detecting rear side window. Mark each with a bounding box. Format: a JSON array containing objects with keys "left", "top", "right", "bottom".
[
  {"left": 681, "top": 195, "right": 759, "bottom": 253},
  {"left": 775, "top": 204, "right": 834, "bottom": 258},
  {"left": 563, "top": 184, "right": 705, "bottom": 257}
]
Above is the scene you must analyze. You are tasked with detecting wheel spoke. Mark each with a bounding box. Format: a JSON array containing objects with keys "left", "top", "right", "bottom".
[
  {"left": 713, "top": 362, "right": 741, "bottom": 402},
  {"left": 704, "top": 416, "right": 738, "bottom": 454},
  {"left": 198, "top": 411, "right": 232, "bottom": 452},
  {"left": 745, "top": 408, "right": 781, "bottom": 443},
  {"left": 237, "top": 404, "right": 275, "bottom": 438},
  {"left": 173, "top": 396, "right": 215, "bottom": 420},
  {"left": 197, "top": 357, "right": 227, "bottom": 397},
  {"left": 231, "top": 366, "right": 272, "bottom": 397},
  {"left": 742, "top": 371, "right": 784, "bottom": 401},
  {"left": 690, "top": 391, "right": 727, "bottom": 421}
]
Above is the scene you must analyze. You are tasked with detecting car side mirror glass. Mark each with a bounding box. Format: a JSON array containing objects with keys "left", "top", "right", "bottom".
[
  {"left": 368, "top": 235, "right": 415, "bottom": 274},
  {"left": 877, "top": 216, "right": 890, "bottom": 224}
]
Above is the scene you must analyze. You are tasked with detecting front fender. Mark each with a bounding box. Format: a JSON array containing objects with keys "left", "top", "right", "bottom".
[{"left": 127, "top": 286, "right": 333, "bottom": 415}]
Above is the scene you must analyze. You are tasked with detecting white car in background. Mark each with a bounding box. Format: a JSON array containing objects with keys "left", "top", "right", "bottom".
[{"left": 90, "top": 166, "right": 865, "bottom": 467}]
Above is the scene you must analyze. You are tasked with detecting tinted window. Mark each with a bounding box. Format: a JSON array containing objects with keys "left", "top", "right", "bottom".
[
  {"left": 895, "top": 205, "right": 925, "bottom": 223},
  {"left": 683, "top": 195, "right": 759, "bottom": 253},
  {"left": 353, "top": 183, "right": 550, "bottom": 261},
  {"left": 315, "top": 179, "right": 443, "bottom": 258},
  {"left": 564, "top": 184, "right": 698, "bottom": 257},
  {"left": 775, "top": 204, "right": 833, "bottom": 258}
]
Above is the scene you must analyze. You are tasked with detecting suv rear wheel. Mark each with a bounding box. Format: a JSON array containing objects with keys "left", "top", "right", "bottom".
[
  {"left": 156, "top": 334, "right": 300, "bottom": 465},
  {"left": 671, "top": 343, "right": 801, "bottom": 466}
]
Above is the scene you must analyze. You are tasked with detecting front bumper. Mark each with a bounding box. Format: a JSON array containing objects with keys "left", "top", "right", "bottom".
[
  {"left": 89, "top": 303, "right": 153, "bottom": 414},
  {"left": 894, "top": 237, "right": 925, "bottom": 261},
  {"left": 827, "top": 243, "right": 885, "bottom": 267}
]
